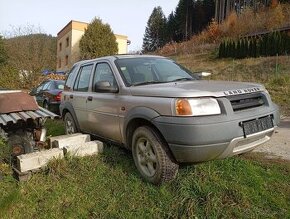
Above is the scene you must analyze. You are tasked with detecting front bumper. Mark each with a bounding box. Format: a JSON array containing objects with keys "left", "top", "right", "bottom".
[{"left": 152, "top": 104, "right": 280, "bottom": 163}]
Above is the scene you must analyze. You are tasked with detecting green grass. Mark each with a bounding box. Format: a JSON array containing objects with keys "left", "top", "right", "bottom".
[
  {"left": 45, "top": 119, "right": 65, "bottom": 137},
  {"left": 0, "top": 120, "right": 289, "bottom": 218}
]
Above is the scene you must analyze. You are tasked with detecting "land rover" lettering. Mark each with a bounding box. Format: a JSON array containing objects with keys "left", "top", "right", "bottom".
[{"left": 223, "top": 87, "right": 261, "bottom": 96}]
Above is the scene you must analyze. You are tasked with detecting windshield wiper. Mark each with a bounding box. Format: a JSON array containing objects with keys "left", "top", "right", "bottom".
[
  {"left": 132, "top": 81, "right": 165, "bottom": 86},
  {"left": 169, "top": 77, "right": 194, "bottom": 82}
]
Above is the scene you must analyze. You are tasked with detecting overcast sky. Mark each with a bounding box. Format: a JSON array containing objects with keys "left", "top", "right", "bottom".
[{"left": 0, "top": 0, "right": 179, "bottom": 51}]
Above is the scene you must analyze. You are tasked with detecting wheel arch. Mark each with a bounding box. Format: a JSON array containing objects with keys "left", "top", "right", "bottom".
[
  {"left": 124, "top": 108, "right": 172, "bottom": 154},
  {"left": 61, "top": 102, "right": 80, "bottom": 132}
]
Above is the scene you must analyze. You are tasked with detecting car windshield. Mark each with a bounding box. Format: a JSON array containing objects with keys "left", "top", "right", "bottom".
[
  {"left": 55, "top": 81, "right": 65, "bottom": 90},
  {"left": 115, "top": 57, "right": 197, "bottom": 86}
]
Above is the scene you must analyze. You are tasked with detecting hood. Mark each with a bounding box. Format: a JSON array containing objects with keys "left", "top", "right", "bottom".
[{"left": 129, "top": 80, "right": 265, "bottom": 98}]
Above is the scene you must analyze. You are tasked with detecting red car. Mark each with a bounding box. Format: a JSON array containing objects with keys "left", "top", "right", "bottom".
[{"left": 30, "top": 80, "right": 64, "bottom": 114}]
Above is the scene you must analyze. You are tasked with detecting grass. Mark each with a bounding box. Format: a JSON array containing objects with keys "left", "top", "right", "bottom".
[{"left": 0, "top": 120, "right": 289, "bottom": 218}]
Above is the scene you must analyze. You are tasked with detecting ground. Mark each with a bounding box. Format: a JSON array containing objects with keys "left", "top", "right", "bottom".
[{"left": 254, "top": 117, "right": 290, "bottom": 161}]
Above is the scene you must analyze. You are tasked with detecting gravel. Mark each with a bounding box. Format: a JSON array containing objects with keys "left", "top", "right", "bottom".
[{"left": 253, "top": 117, "right": 290, "bottom": 161}]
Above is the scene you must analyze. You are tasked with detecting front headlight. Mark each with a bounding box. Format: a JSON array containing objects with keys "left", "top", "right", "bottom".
[{"left": 175, "top": 98, "right": 221, "bottom": 116}]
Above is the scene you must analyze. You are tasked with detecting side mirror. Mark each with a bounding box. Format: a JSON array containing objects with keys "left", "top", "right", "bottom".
[
  {"left": 194, "top": 71, "right": 212, "bottom": 79},
  {"left": 95, "top": 81, "right": 118, "bottom": 93}
]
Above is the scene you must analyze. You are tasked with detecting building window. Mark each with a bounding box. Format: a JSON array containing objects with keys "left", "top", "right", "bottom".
[
  {"left": 59, "top": 42, "right": 62, "bottom": 51},
  {"left": 58, "top": 58, "right": 61, "bottom": 68},
  {"left": 66, "top": 37, "right": 69, "bottom": 47},
  {"left": 65, "top": 55, "right": 69, "bottom": 66}
]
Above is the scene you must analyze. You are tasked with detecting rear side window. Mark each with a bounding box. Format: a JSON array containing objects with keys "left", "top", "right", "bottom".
[
  {"left": 74, "top": 64, "right": 94, "bottom": 92},
  {"left": 42, "top": 81, "right": 51, "bottom": 91},
  {"left": 65, "top": 65, "right": 77, "bottom": 90}
]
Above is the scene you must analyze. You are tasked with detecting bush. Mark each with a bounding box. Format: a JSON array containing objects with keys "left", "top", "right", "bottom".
[
  {"left": 0, "top": 65, "right": 21, "bottom": 89},
  {"left": 219, "top": 31, "right": 290, "bottom": 59}
]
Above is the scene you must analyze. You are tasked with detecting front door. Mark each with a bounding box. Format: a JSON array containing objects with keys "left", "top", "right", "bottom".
[{"left": 86, "top": 62, "right": 122, "bottom": 142}]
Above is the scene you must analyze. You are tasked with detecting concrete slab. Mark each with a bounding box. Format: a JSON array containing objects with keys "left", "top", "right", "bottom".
[
  {"left": 49, "top": 133, "right": 90, "bottom": 149},
  {"left": 63, "top": 140, "right": 103, "bottom": 157},
  {"left": 17, "top": 148, "right": 64, "bottom": 172}
]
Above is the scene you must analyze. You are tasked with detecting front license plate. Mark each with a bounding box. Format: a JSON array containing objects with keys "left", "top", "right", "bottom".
[{"left": 242, "top": 116, "right": 274, "bottom": 137}]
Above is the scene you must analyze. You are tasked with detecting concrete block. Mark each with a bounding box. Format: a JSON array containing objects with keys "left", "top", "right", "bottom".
[
  {"left": 17, "top": 148, "right": 64, "bottom": 173},
  {"left": 63, "top": 140, "right": 103, "bottom": 157},
  {"left": 49, "top": 133, "right": 90, "bottom": 149}
]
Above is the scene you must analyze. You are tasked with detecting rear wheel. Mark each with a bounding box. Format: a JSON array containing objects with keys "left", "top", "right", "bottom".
[
  {"left": 132, "top": 126, "right": 178, "bottom": 185},
  {"left": 64, "top": 113, "right": 77, "bottom": 134}
]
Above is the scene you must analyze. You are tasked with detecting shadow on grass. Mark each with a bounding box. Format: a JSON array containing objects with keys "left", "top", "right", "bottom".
[{"left": 99, "top": 143, "right": 141, "bottom": 179}]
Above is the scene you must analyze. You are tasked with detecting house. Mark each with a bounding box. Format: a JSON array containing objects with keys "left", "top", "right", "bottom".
[{"left": 56, "top": 20, "right": 129, "bottom": 72}]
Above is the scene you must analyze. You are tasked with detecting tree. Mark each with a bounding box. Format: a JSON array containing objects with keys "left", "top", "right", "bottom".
[
  {"left": 142, "top": 6, "right": 167, "bottom": 52},
  {"left": 166, "top": 11, "right": 178, "bottom": 42},
  {"left": 0, "top": 65, "right": 21, "bottom": 89},
  {"left": 79, "top": 17, "right": 118, "bottom": 59},
  {"left": 170, "top": 0, "right": 215, "bottom": 41},
  {"left": 0, "top": 36, "right": 7, "bottom": 65},
  {"left": 174, "top": 0, "right": 189, "bottom": 41}
]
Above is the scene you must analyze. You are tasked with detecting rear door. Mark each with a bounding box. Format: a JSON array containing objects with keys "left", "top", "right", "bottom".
[
  {"left": 35, "top": 81, "right": 50, "bottom": 106},
  {"left": 72, "top": 64, "right": 94, "bottom": 131},
  {"left": 86, "top": 62, "right": 122, "bottom": 142}
]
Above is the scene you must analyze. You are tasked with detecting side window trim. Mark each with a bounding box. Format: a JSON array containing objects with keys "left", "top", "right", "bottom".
[
  {"left": 73, "top": 63, "right": 94, "bottom": 92},
  {"left": 64, "top": 65, "right": 77, "bottom": 91}
]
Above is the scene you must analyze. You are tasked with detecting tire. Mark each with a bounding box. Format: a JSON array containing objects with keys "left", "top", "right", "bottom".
[
  {"left": 64, "top": 113, "right": 77, "bottom": 135},
  {"left": 132, "top": 126, "right": 179, "bottom": 185}
]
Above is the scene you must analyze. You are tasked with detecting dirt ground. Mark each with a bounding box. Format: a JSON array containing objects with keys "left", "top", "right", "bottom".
[{"left": 253, "top": 117, "right": 290, "bottom": 161}]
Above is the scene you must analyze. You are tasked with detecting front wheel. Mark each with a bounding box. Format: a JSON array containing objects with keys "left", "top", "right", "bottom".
[
  {"left": 64, "top": 113, "right": 77, "bottom": 134},
  {"left": 132, "top": 126, "right": 179, "bottom": 185}
]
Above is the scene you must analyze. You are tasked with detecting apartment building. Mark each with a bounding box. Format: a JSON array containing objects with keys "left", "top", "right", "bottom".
[{"left": 57, "top": 20, "right": 129, "bottom": 72}]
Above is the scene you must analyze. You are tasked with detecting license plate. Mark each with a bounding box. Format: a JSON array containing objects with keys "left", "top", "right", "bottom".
[{"left": 241, "top": 116, "right": 274, "bottom": 137}]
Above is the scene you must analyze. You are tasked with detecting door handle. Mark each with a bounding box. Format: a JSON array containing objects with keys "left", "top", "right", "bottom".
[
  {"left": 69, "top": 94, "right": 73, "bottom": 99},
  {"left": 87, "top": 96, "right": 93, "bottom": 101}
]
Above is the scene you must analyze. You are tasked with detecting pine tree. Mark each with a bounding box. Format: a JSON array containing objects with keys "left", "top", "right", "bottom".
[
  {"left": 219, "top": 41, "right": 225, "bottom": 58},
  {"left": 174, "top": 0, "right": 188, "bottom": 41},
  {"left": 79, "top": 17, "right": 118, "bottom": 59},
  {"left": 249, "top": 39, "right": 253, "bottom": 57},
  {"left": 166, "top": 12, "right": 178, "bottom": 42},
  {"left": 142, "top": 6, "right": 167, "bottom": 52},
  {"left": 236, "top": 40, "right": 241, "bottom": 59}
]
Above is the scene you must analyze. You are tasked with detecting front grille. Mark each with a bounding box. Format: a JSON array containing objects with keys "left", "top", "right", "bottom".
[{"left": 227, "top": 92, "right": 265, "bottom": 111}]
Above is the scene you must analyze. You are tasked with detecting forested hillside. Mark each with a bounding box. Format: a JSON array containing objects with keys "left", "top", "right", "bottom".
[{"left": 0, "top": 32, "right": 56, "bottom": 89}]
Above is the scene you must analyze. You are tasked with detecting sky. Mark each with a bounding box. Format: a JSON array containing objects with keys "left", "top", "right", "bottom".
[{"left": 0, "top": 0, "right": 179, "bottom": 51}]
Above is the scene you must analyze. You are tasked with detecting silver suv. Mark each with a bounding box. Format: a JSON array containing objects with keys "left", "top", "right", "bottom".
[{"left": 60, "top": 55, "right": 279, "bottom": 184}]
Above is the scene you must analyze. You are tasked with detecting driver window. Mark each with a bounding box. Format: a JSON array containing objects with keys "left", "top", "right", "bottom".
[{"left": 93, "top": 63, "right": 117, "bottom": 90}]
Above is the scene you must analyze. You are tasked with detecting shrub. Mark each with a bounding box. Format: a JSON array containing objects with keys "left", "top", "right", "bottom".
[{"left": 219, "top": 31, "right": 290, "bottom": 59}]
